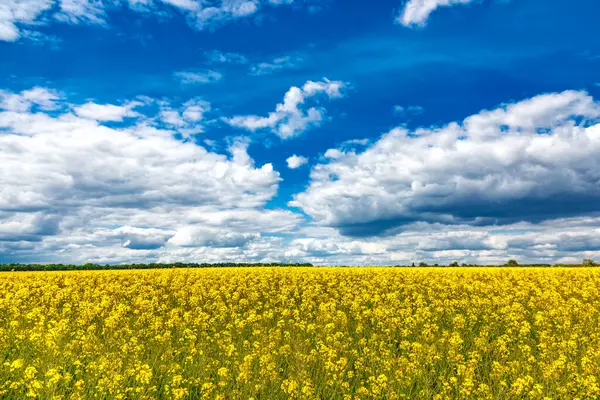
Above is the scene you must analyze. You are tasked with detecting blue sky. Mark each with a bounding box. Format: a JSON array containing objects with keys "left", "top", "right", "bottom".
[{"left": 1, "top": 0, "right": 600, "bottom": 264}]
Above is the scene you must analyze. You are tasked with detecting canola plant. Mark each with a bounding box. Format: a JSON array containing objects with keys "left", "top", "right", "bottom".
[{"left": 1, "top": 267, "right": 599, "bottom": 399}]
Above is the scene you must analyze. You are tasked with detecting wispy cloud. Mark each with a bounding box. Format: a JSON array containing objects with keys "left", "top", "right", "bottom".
[
  {"left": 393, "top": 105, "right": 424, "bottom": 115},
  {"left": 205, "top": 50, "right": 248, "bottom": 64},
  {"left": 173, "top": 70, "right": 223, "bottom": 84},
  {"left": 249, "top": 55, "right": 300, "bottom": 76}
]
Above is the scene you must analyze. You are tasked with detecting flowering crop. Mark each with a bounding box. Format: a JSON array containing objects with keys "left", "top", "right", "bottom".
[{"left": 1, "top": 267, "right": 600, "bottom": 399}]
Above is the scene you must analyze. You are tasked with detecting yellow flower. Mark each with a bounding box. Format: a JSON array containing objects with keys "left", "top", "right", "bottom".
[{"left": 0, "top": 267, "right": 599, "bottom": 399}]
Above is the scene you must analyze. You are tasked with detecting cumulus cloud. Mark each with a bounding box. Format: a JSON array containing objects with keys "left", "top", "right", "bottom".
[
  {"left": 1, "top": 0, "right": 306, "bottom": 42},
  {"left": 173, "top": 70, "right": 223, "bottom": 84},
  {"left": 157, "top": 97, "right": 212, "bottom": 136},
  {"left": 168, "top": 226, "right": 259, "bottom": 248},
  {"left": 115, "top": 226, "right": 175, "bottom": 250},
  {"left": 397, "top": 0, "right": 476, "bottom": 27},
  {"left": 0, "top": 97, "right": 278, "bottom": 211},
  {"left": 4, "top": 85, "right": 600, "bottom": 265},
  {"left": 0, "top": 212, "right": 61, "bottom": 242},
  {"left": 0, "top": 0, "right": 54, "bottom": 41},
  {"left": 0, "top": 86, "right": 302, "bottom": 263},
  {"left": 280, "top": 219, "right": 600, "bottom": 266},
  {"left": 75, "top": 101, "right": 141, "bottom": 122},
  {"left": 0, "top": 87, "right": 61, "bottom": 112},
  {"left": 226, "top": 78, "right": 347, "bottom": 139},
  {"left": 290, "top": 90, "right": 600, "bottom": 236},
  {"left": 286, "top": 154, "right": 308, "bottom": 169},
  {"left": 288, "top": 236, "right": 387, "bottom": 258}
]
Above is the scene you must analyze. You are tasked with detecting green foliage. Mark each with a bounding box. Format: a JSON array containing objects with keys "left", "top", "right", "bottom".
[
  {"left": 0, "top": 262, "right": 314, "bottom": 272},
  {"left": 0, "top": 261, "right": 596, "bottom": 272}
]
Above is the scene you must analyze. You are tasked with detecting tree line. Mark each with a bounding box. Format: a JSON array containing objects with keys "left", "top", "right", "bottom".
[
  {"left": 0, "top": 262, "right": 314, "bottom": 272},
  {"left": 0, "top": 259, "right": 596, "bottom": 272}
]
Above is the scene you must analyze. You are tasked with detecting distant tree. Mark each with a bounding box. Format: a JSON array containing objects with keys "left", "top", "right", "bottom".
[
  {"left": 507, "top": 259, "right": 518, "bottom": 266},
  {"left": 419, "top": 262, "right": 428, "bottom": 267},
  {"left": 0, "top": 262, "right": 315, "bottom": 272},
  {"left": 449, "top": 261, "right": 459, "bottom": 267},
  {"left": 583, "top": 259, "right": 596, "bottom": 266}
]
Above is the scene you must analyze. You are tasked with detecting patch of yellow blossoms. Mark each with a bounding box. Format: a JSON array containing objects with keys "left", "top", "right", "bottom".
[{"left": 1, "top": 267, "right": 600, "bottom": 399}]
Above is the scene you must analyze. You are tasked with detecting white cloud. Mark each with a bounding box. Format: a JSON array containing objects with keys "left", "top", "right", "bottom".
[
  {"left": 0, "top": 92, "right": 279, "bottom": 212},
  {"left": 249, "top": 55, "right": 299, "bottom": 76},
  {"left": 397, "top": 0, "right": 476, "bottom": 27},
  {"left": 205, "top": 50, "right": 248, "bottom": 64},
  {"left": 168, "top": 226, "right": 259, "bottom": 248},
  {"left": 9, "top": 215, "right": 600, "bottom": 265},
  {"left": 280, "top": 219, "right": 600, "bottom": 266},
  {"left": 342, "top": 138, "right": 369, "bottom": 146},
  {"left": 0, "top": 87, "right": 61, "bottom": 112},
  {"left": 226, "top": 78, "right": 347, "bottom": 139},
  {"left": 75, "top": 101, "right": 141, "bottom": 122},
  {"left": 173, "top": 70, "right": 223, "bottom": 84},
  {"left": 158, "top": 97, "right": 211, "bottom": 136},
  {"left": 286, "top": 154, "right": 308, "bottom": 169},
  {"left": 338, "top": 138, "right": 370, "bottom": 152},
  {"left": 3, "top": 87, "right": 600, "bottom": 267},
  {"left": 20, "top": 30, "right": 62, "bottom": 47},
  {"left": 393, "top": 105, "right": 424, "bottom": 115},
  {"left": 193, "top": 0, "right": 259, "bottom": 30},
  {"left": 0, "top": 87, "right": 298, "bottom": 262},
  {"left": 115, "top": 226, "right": 176, "bottom": 250},
  {"left": 182, "top": 100, "right": 210, "bottom": 121},
  {"left": 0, "top": 0, "right": 54, "bottom": 41},
  {"left": 289, "top": 236, "right": 387, "bottom": 257},
  {"left": 160, "top": 0, "right": 201, "bottom": 11},
  {"left": 0, "top": 212, "right": 61, "bottom": 242},
  {"left": 323, "top": 148, "right": 344, "bottom": 159},
  {"left": 1, "top": 0, "right": 307, "bottom": 42},
  {"left": 290, "top": 90, "right": 600, "bottom": 236},
  {"left": 55, "top": 0, "right": 106, "bottom": 24},
  {"left": 4, "top": 85, "right": 600, "bottom": 265}
]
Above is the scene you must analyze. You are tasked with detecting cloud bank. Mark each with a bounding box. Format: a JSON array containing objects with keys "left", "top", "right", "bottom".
[
  {"left": 2, "top": 87, "right": 600, "bottom": 266},
  {"left": 0, "top": 87, "right": 302, "bottom": 263},
  {"left": 291, "top": 90, "right": 600, "bottom": 236}
]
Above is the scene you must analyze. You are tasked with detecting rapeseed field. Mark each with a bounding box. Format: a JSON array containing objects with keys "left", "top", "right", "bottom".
[{"left": 1, "top": 267, "right": 599, "bottom": 399}]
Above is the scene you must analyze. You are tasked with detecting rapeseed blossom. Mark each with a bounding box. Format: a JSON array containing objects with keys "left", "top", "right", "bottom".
[{"left": 0, "top": 267, "right": 599, "bottom": 398}]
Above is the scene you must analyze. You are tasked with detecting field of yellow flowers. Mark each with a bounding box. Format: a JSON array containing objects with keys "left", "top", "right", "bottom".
[{"left": 1, "top": 267, "right": 600, "bottom": 399}]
